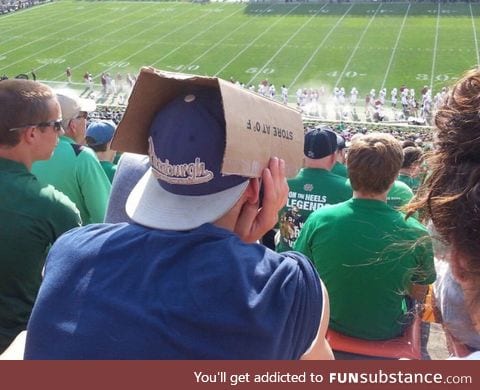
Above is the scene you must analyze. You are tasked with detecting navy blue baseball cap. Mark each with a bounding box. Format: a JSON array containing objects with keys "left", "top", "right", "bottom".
[
  {"left": 336, "top": 134, "right": 346, "bottom": 150},
  {"left": 304, "top": 126, "right": 338, "bottom": 159},
  {"left": 126, "top": 87, "right": 249, "bottom": 230}
]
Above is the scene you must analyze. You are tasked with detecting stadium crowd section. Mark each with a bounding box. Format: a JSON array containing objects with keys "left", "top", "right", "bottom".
[
  {"left": 0, "top": 0, "right": 50, "bottom": 14},
  {"left": 88, "top": 101, "right": 434, "bottom": 152}
]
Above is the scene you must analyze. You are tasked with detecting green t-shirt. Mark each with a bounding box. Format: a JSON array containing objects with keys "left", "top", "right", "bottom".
[
  {"left": 32, "top": 136, "right": 111, "bottom": 224},
  {"left": 0, "top": 158, "right": 81, "bottom": 352},
  {"left": 387, "top": 180, "right": 414, "bottom": 210},
  {"left": 331, "top": 162, "right": 348, "bottom": 178},
  {"left": 100, "top": 160, "right": 117, "bottom": 184},
  {"left": 294, "top": 198, "right": 436, "bottom": 340},
  {"left": 398, "top": 173, "right": 421, "bottom": 193},
  {"left": 276, "top": 168, "right": 352, "bottom": 252}
]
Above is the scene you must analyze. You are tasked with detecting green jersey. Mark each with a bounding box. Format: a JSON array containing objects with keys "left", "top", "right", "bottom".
[
  {"left": 294, "top": 198, "right": 436, "bottom": 340},
  {"left": 277, "top": 168, "right": 352, "bottom": 252}
]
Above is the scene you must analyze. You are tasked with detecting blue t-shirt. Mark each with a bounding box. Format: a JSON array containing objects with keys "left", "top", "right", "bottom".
[{"left": 25, "top": 223, "right": 322, "bottom": 359}]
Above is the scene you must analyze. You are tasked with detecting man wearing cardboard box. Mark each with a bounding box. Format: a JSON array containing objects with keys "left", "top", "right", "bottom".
[{"left": 22, "top": 70, "right": 333, "bottom": 360}]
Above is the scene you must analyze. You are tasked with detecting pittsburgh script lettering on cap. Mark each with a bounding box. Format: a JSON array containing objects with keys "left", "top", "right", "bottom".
[
  {"left": 245, "top": 119, "right": 294, "bottom": 141},
  {"left": 148, "top": 137, "right": 214, "bottom": 184}
]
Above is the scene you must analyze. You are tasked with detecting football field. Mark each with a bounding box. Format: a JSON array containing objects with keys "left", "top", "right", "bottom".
[{"left": 1, "top": 0, "right": 479, "bottom": 97}]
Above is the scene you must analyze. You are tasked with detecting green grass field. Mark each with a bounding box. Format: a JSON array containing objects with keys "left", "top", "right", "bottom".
[{"left": 1, "top": 0, "right": 479, "bottom": 97}]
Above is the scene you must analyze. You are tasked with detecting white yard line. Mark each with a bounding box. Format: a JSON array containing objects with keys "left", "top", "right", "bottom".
[
  {"left": 0, "top": 6, "right": 112, "bottom": 66},
  {"left": 334, "top": 3, "right": 382, "bottom": 89},
  {"left": 186, "top": 7, "right": 271, "bottom": 68},
  {"left": 246, "top": 4, "right": 328, "bottom": 86},
  {"left": 430, "top": 2, "right": 441, "bottom": 91},
  {"left": 96, "top": 7, "right": 218, "bottom": 78},
  {"left": 0, "top": 2, "right": 64, "bottom": 41},
  {"left": 288, "top": 3, "right": 354, "bottom": 90},
  {"left": 380, "top": 2, "right": 411, "bottom": 90},
  {"left": 50, "top": 5, "right": 202, "bottom": 80},
  {"left": 149, "top": 6, "right": 244, "bottom": 67},
  {"left": 50, "top": 4, "right": 189, "bottom": 79},
  {"left": 213, "top": 3, "right": 302, "bottom": 77},
  {"left": 470, "top": 2, "right": 480, "bottom": 66},
  {"left": 47, "top": 5, "right": 161, "bottom": 79},
  {"left": 0, "top": 5, "right": 142, "bottom": 73}
]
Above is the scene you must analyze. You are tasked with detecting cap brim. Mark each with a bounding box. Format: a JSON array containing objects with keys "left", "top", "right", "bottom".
[
  {"left": 126, "top": 169, "right": 249, "bottom": 230},
  {"left": 79, "top": 97, "right": 96, "bottom": 113}
]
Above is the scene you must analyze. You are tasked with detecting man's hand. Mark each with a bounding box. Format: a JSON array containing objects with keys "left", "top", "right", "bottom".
[{"left": 235, "top": 157, "right": 288, "bottom": 243}]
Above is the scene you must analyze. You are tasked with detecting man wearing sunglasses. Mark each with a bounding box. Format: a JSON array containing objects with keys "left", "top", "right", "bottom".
[
  {"left": 0, "top": 79, "right": 81, "bottom": 354},
  {"left": 32, "top": 89, "right": 111, "bottom": 224}
]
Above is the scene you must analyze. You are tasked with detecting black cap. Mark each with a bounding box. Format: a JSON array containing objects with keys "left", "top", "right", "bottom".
[
  {"left": 304, "top": 126, "right": 338, "bottom": 159},
  {"left": 336, "top": 134, "right": 346, "bottom": 150}
]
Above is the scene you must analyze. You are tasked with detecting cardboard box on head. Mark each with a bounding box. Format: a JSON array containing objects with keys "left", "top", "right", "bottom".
[{"left": 111, "top": 67, "right": 304, "bottom": 178}]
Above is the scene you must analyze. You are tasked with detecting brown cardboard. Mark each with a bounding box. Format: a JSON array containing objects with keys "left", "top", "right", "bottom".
[{"left": 112, "top": 67, "right": 304, "bottom": 178}]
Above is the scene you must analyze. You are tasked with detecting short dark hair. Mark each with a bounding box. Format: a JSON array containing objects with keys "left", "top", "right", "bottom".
[
  {"left": 402, "top": 146, "right": 423, "bottom": 169},
  {"left": 85, "top": 136, "right": 108, "bottom": 152},
  {"left": 401, "top": 140, "right": 416, "bottom": 148},
  {"left": 0, "top": 79, "right": 55, "bottom": 146}
]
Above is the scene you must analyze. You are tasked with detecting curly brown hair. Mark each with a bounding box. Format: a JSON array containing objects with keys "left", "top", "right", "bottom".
[{"left": 407, "top": 68, "right": 480, "bottom": 331}]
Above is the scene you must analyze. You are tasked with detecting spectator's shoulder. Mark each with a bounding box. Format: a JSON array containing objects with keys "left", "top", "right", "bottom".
[
  {"left": 74, "top": 144, "right": 99, "bottom": 160},
  {"left": 267, "top": 248, "right": 315, "bottom": 279},
  {"left": 53, "top": 223, "right": 123, "bottom": 251},
  {"left": 394, "top": 179, "right": 414, "bottom": 194},
  {"left": 275, "top": 249, "right": 314, "bottom": 269},
  {"left": 38, "top": 182, "right": 81, "bottom": 222},
  {"left": 404, "top": 215, "right": 429, "bottom": 234}
]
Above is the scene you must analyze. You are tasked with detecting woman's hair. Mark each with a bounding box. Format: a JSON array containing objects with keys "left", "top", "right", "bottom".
[{"left": 407, "top": 68, "right": 480, "bottom": 330}]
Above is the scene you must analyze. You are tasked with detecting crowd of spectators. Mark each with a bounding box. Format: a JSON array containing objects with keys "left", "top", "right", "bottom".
[
  {"left": 0, "top": 0, "right": 47, "bottom": 14},
  {"left": 1, "top": 66, "right": 480, "bottom": 360}
]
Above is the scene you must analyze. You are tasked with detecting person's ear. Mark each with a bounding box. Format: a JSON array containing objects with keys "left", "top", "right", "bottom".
[
  {"left": 22, "top": 126, "right": 37, "bottom": 145},
  {"left": 66, "top": 119, "right": 76, "bottom": 135},
  {"left": 244, "top": 178, "right": 260, "bottom": 205}
]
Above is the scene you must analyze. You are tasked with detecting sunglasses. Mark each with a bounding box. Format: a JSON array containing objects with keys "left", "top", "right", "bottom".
[{"left": 9, "top": 119, "right": 63, "bottom": 133}]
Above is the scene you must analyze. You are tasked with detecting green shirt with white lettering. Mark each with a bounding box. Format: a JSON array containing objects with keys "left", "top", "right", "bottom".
[{"left": 276, "top": 168, "right": 352, "bottom": 252}]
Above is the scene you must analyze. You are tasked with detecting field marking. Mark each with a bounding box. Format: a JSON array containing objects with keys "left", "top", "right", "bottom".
[
  {"left": 288, "top": 3, "right": 354, "bottom": 89},
  {"left": 95, "top": 6, "right": 223, "bottom": 78},
  {"left": 44, "top": 5, "right": 163, "bottom": 79},
  {"left": 245, "top": 4, "right": 328, "bottom": 86},
  {"left": 430, "top": 2, "right": 441, "bottom": 90},
  {"left": 470, "top": 2, "right": 480, "bottom": 66},
  {"left": 0, "top": 4, "right": 143, "bottom": 72},
  {"left": 334, "top": 3, "right": 382, "bottom": 89},
  {"left": 48, "top": 3, "right": 169, "bottom": 79},
  {"left": 0, "top": 2, "right": 65, "bottom": 42},
  {"left": 213, "top": 3, "right": 302, "bottom": 77},
  {"left": 0, "top": 2, "right": 124, "bottom": 53},
  {"left": 186, "top": 7, "right": 271, "bottom": 68},
  {"left": 149, "top": 6, "right": 244, "bottom": 68},
  {"left": 0, "top": 5, "right": 106, "bottom": 60},
  {"left": 380, "top": 2, "right": 411, "bottom": 91},
  {"left": 61, "top": 4, "right": 200, "bottom": 80}
]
